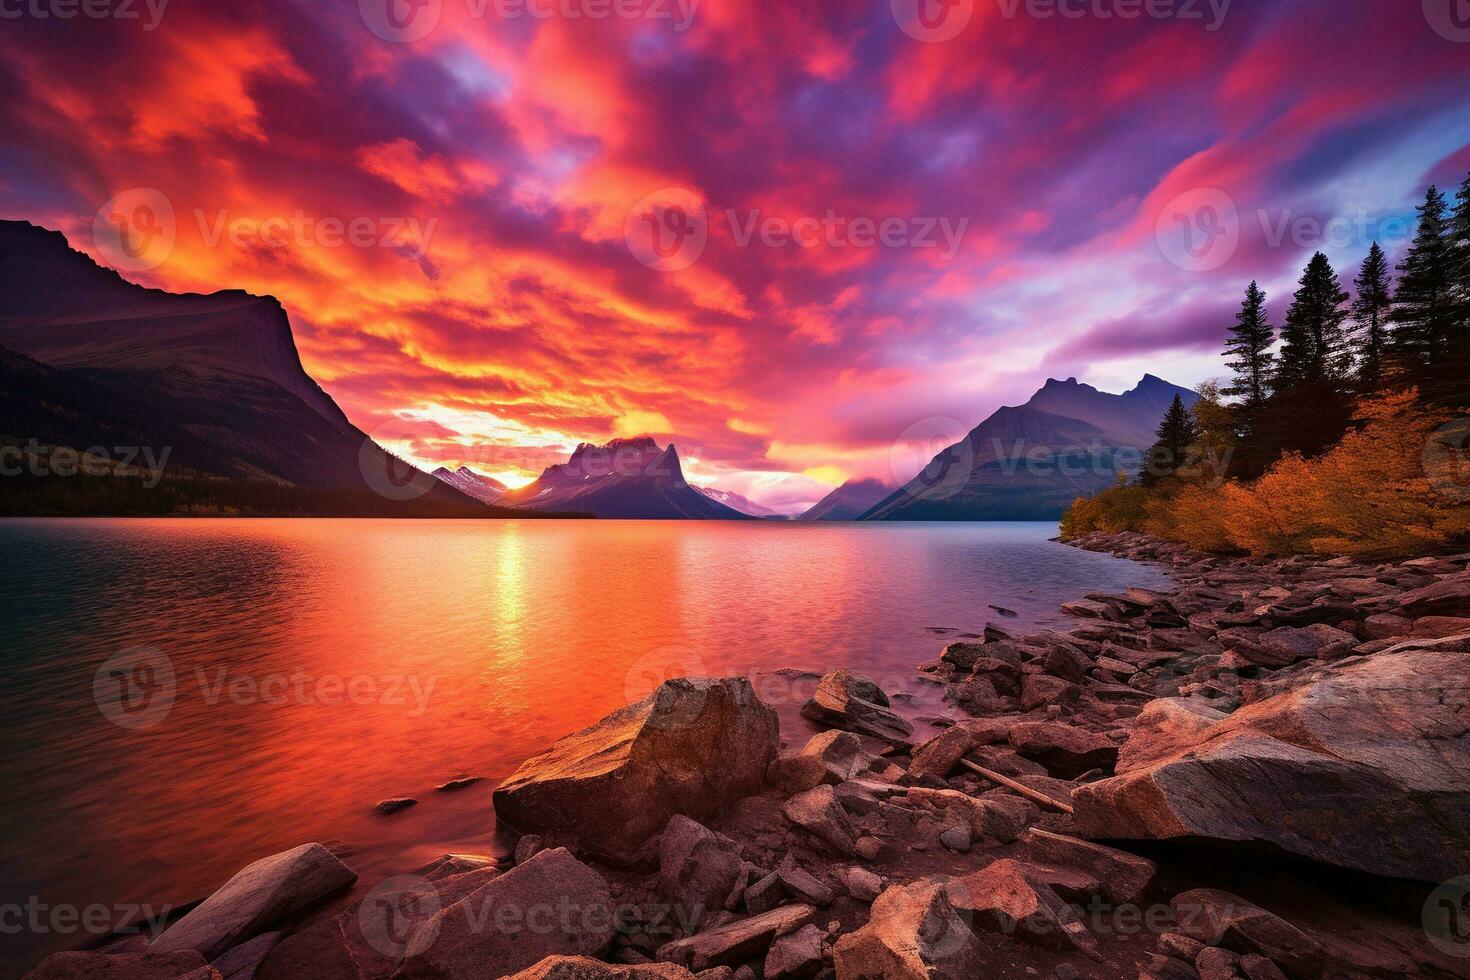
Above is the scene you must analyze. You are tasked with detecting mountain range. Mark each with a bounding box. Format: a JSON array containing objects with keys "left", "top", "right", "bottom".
[{"left": 1, "top": 221, "right": 1196, "bottom": 521}]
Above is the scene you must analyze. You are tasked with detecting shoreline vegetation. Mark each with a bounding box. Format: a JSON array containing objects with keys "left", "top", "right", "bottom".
[
  {"left": 26, "top": 531, "right": 1470, "bottom": 979},
  {"left": 1061, "top": 173, "right": 1470, "bottom": 560}
]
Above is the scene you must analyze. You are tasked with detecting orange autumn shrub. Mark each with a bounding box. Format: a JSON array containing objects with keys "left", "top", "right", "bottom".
[
  {"left": 1061, "top": 388, "right": 1470, "bottom": 558},
  {"left": 1146, "top": 482, "right": 1235, "bottom": 552},
  {"left": 1216, "top": 453, "right": 1324, "bottom": 556},
  {"left": 1059, "top": 477, "right": 1149, "bottom": 539}
]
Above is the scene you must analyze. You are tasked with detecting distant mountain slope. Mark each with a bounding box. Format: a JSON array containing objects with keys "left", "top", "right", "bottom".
[
  {"left": 861, "top": 375, "right": 1198, "bottom": 522},
  {"left": 433, "top": 466, "right": 508, "bottom": 504},
  {"left": 500, "top": 437, "right": 752, "bottom": 519},
  {"left": 698, "top": 486, "right": 786, "bottom": 518},
  {"left": 799, "top": 478, "right": 893, "bottom": 521},
  {"left": 0, "top": 221, "right": 490, "bottom": 514}
]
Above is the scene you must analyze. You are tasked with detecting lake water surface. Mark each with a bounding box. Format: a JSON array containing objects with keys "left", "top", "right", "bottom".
[{"left": 0, "top": 519, "right": 1168, "bottom": 971}]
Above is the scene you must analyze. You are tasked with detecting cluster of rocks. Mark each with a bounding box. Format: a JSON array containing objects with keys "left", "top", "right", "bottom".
[{"left": 25, "top": 534, "right": 1470, "bottom": 979}]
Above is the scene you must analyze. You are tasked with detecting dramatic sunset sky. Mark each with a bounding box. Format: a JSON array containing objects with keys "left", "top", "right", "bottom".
[{"left": 3, "top": 1, "right": 1469, "bottom": 511}]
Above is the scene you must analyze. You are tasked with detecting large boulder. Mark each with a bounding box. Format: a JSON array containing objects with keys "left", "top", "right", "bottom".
[
  {"left": 149, "top": 843, "right": 356, "bottom": 960},
  {"left": 494, "top": 678, "right": 779, "bottom": 863},
  {"left": 800, "top": 670, "right": 913, "bottom": 745},
  {"left": 832, "top": 879, "right": 984, "bottom": 980},
  {"left": 1073, "top": 650, "right": 1470, "bottom": 881}
]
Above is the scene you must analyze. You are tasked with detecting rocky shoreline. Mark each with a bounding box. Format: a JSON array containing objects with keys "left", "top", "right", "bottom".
[{"left": 26, "top": 532, "right": 1470, "bottom": 979}]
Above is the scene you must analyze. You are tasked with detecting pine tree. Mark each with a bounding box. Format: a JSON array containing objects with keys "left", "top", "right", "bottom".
[
  {"left": 1449, "top": 172, "right": 1470, "bottom": 321},
  {"left": 1351, "top": 243, "right": 1393, "bottom": 393},
  {"left": 1391, "top": 186, "right": 1453, "bottom": 374},
  {"left": 1223, "top": 281, "right": 1274, "bottom": 409},
  {"left": 1275, "top": 252, "right": 1351, "bottom": 389},
  {"left": 1444, "top": 173, "right": 1470, "bottom": 406},
  {"left": 1141, "top": 394, "right": 1199, "bottom": 487}
]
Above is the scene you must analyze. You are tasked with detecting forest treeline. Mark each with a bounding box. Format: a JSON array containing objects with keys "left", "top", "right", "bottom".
[{"left": 1061, "top": 174, "right": 1470, "bottom": 557}]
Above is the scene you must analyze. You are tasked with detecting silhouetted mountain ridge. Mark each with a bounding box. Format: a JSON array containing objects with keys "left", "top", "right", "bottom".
[{"left": 861, "top": 375, "right": 1198, "bottom": 521}]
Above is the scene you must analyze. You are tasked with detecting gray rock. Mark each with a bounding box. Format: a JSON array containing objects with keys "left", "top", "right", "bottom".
[
  {"left": 832, "top": 879, "right": 983, "bottom": 979},
  {"left": 800, "top": 671, "right": 913, "bottom": 746},
  {"left": 374, "top": 798, "right": 417, "bottom": 815},
  {"left": 658, "top": 816, "right": 744, "bottom": 918},
  {"left": 781, "top": 786, "right": 856, "bottom": 856},
  {"left": 150, "top": 843, "right": 357, "bottom": 960},
  {"left": 763, "top": 924, "right": 825, "bottom": 980},
  {"left": 1169, "top": 889, "right": 1322, "bottom": 979},
  {"left": 1074, "top": 650, "right": 1470, "bottom": 882},
  {"left": 842, "top": 867, "right": 883, "bottom": 903},
  {"left": 211, "top": 931, "right": 280, "bottom": 979},
  {"left": 415, "top": 848, "right": 617, "bottom": 979},
  {"left": 1019, "top": 829, "right": 1156, "bottom": 903},
  {"left": 656, "top": 905, "right": 814, "bottom": 972}
]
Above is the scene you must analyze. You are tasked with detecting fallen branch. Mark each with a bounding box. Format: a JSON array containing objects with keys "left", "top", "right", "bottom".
[{"left": 959, "top": 758, "right": 1075, "bottom": 814}]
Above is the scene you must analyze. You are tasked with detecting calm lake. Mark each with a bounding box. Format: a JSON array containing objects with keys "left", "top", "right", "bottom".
[{"left": 0, "top": 519, "right": 1168, "bottom": 971}]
